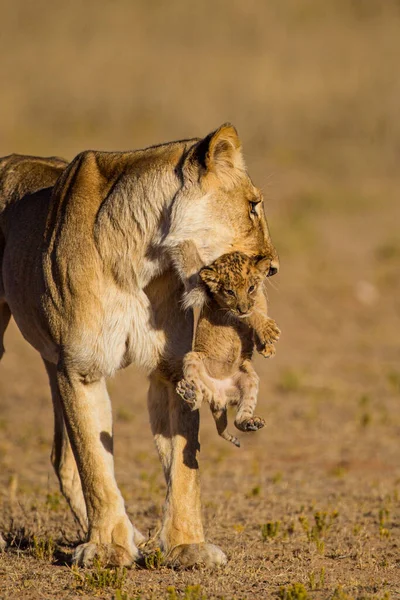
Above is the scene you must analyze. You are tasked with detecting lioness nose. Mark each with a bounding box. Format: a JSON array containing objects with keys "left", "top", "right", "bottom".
[{"left": 268, "top": 259, "right": 279, "bottom": 277}]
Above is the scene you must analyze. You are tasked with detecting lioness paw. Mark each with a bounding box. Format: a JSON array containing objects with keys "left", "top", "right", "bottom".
[
  {"left": 73, "top": 541, "right": 139, "bottom": 567},
  {"left": 166, "top": 542, "right": 227, "bottom": 569},
  {"left": 235, "top": 415, "right": 265, "bottom": 432}
]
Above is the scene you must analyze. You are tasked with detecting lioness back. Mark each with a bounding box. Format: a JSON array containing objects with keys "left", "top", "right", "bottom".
[{"left": 0, "top": 154, "right": 68, "bottom": 300}]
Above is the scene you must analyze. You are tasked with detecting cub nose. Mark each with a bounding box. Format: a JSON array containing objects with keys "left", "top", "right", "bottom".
[{"left": 268, "top": 259, "right": 279, "bottom": 277}]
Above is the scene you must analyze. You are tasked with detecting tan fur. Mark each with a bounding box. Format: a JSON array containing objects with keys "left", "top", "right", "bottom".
[
  {"left": 0, "top": 124, "right": 279, "bottom": 567},
  {"left": 175, "top": 250, "right": 281, "bottom": 447}
]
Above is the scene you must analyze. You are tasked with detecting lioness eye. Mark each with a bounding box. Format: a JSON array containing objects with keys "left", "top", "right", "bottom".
[
  {"left": 226, "top": 289, "right": 235, "bottom": 296},
  {"left": 248, "top": 285, "right": 255, "bottom": 293},
  {"left": 249, "top": 201, "right": 258, "bottom": 216}
]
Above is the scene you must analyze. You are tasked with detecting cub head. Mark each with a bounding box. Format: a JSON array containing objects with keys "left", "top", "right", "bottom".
[
  {"left": 168, "top": 123, "right": 279, "bottom": 277},
  {"left": 199, "top": 252, "right": 270, "bottom": 317}
]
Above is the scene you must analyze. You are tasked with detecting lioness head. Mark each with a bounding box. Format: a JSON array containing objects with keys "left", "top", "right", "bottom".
[
  {"left": 167, "top": 123, "right": 279, "bottom": 276},
  {"left": 199, "top": 251, "right": 270, "bottom": 317}
]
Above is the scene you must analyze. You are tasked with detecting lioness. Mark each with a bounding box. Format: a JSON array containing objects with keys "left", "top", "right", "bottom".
[
  {"left": 0, "top": 125, "right": 279, "bottom": 567},
  {"left": 176, "top": 250, "right": 281, "bottom": 448}
]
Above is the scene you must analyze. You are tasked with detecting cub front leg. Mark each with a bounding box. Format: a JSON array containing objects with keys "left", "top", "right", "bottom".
[
  {"left": 234, "top": 360, "right": 265, "bottom": 433},
  {"left": 252, "top": 316, "right": 280, "bottom": 357},
  {"left": 246, "top": 291, "right": 280, "bottom": 357}
]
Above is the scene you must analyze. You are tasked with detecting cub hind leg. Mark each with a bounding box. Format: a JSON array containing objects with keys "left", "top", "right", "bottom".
[
  {"left": 210, "top": 405, "right": 240, "bottom": 447},
  {"left": 176, "top": 351, "right": 217, "bottom": 410},
  {"left": 234, "top": 360, "right": 265, "bottom": 432}
]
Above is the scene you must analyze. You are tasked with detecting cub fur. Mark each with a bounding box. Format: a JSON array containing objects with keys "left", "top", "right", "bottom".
[{"left": 176, "top": 250, "right": 280, "bottom": 447}]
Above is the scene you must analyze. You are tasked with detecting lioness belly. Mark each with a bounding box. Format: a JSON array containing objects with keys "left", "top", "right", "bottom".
[{"left": 1, "top": 193, "right": 60, "bottom": 362}]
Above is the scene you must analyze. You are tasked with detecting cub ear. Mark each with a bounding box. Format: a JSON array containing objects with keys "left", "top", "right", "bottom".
[
  {"left": 254, "top": 256, "right": 271, "bottom": 275},
  {"left": 199, "top": 266, "right": 219, "bottom": 292},
  {"left": 195, "top": 123, "right": 246, "bottom": 180}
]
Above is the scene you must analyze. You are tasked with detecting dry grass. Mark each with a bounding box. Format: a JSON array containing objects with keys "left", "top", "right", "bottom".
[{"left": 1, "top": 1, "right": 400, "bottom": 598}]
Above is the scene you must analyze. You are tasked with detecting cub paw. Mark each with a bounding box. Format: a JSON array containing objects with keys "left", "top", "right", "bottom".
[
  {"left": 176, "top": 379, "right": 202, "bottom": 410},
  {"left": 258, "top": 318, "right": 280, "bottom": 342},
  {"left": 257, "top": 343, "right": 276, "bottom": 358},
  {"left": 235, "top": 416, "right": 265, "bottom": 432}
]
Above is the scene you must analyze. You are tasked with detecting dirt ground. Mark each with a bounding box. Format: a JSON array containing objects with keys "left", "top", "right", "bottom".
[{"left": 0, "top": 2, "right": 399, "bottom": 599}]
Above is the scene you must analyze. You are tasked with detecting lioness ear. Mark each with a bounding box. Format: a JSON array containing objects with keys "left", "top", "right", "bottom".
[
  {"left": 199, "top": 266, "right": 219, "bottom": 292},
  {"left": 255, "top": 256, "right": 271, "bottom": 275},
  {"left": 196, "top": 123, "right": 246, "bottom": 180}
]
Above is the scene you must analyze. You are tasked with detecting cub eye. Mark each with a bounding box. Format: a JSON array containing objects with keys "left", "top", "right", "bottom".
[
  {"left": 248, "top": 285, "right": 255, "bottom": 293},
  {"left": 226, "top": 289, "right": 235, "bottom": 296},
  {"left": 249, "top": 201, "right": 259, "bottom": 216}
]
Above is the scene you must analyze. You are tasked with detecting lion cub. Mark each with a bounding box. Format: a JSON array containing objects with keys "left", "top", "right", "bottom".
[{"left": 177, "top": 251, "right": 280, "bottom": 447}]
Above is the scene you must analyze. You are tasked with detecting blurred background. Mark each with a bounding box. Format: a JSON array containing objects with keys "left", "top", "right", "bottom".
[{"left": 0, "top": 1, "right": 399, "bottom": 596}]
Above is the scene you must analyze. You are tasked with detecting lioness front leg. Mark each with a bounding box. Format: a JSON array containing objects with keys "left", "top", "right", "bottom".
[
  {"left": 148, "top": 376, "right": 227, "bottom": 568},
  {"left": 56, "top": 363, "right": 144, "bottom": 566},
  {"left": 234, "top": 360, "right": 265, "bottom": 432}
]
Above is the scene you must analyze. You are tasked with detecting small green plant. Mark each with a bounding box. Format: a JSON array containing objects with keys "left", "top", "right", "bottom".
[
  {"left": 144, "top": 547, "right": 164, "bottom": 569},
  {"left": 331, "top": 587, "right": 353, "bottom": 600},
  {"left": 308, "top": 567, "right": 325, "bottom": 590},
  {"left": 360, "top": 411, "right": 372, "bottom": 427},
  {"left": 272, "top": 471, "right": 283, "bottom": 484},
  {"left": 116, "top": 407, "right": 134, "bottom": 423},
  {"left": 314, "top": 538, "right": 325, "bottom": 555},
  {"left": 31, "top": 536, "right": 54, "bottom": 561},
  {"left": 249, "top": 485, "right": 261, "bottom": 497},
  {"left": 330, "top": 464, "right": 348, "bottom": 478},
  {"left": 46, "top": 491, "right": 61, "bottom": 511},
  {"left": 261, "top": 521, "right": 280, "bottom": 540},
  {"left": 299, "top": 510, "right": 338, "bottom": 542},
  {"left": 278, "top": 582, "right": 309, "bottom": 600},
  {"left": 286, "top": 521, "right": 295, "bottom": 536},
  {"left": 387, "top": 370, "right": 400, "bottom": 393},
  {"left": 278, "top": 369, "right": 302, "bottom": 393},
  {"left": 375, "top": 241, "right": 400, "bottom": 261},
  {"left": 113, "top": 591, "right": 142, "bottom": 600},
  {"left": 72, "top": 560, "right": 127, "bottom": 591},
  {"left": 167, "top": 585, "right": 206, "bottom": 600},
  {"left": 379, "top": 507, "right": 390, "bottom": 538}
]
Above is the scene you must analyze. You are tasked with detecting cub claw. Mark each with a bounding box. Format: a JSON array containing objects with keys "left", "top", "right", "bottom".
[{"left": 257, "top": 343, "right": 276, "bottom": 358}]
